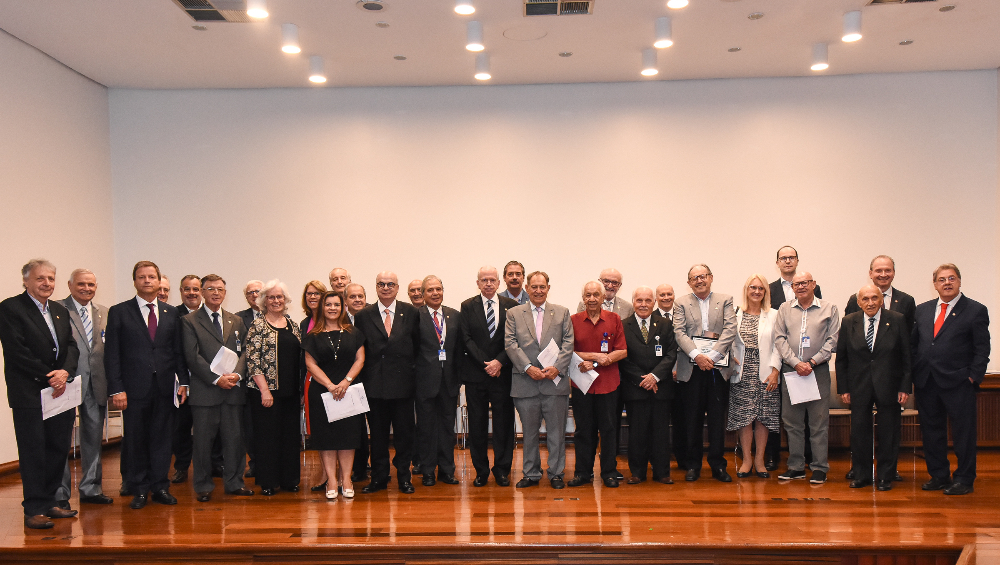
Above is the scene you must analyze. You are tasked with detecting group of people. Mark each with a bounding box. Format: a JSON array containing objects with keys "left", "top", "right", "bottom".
[{"left": 0, "top": 248, "right": 989, "bottom": 531}]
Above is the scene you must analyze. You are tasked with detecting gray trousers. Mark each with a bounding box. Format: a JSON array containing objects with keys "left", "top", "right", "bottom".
[
  {"left": 59, "top": 388, "right": 106, "bottom": 500},
  {"left": 192, "top": 404, "right": 247, "bottom": 494},
  {"left": 780, "top": 364, "right": 831, "bottom": 473},
  {"left": 513, "top": 394, "right": 568, "bottom": 481}
]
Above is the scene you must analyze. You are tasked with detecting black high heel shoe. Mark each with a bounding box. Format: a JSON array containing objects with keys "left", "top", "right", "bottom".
[
  {"left": 754, "top": 463, "right": 770, "bottom": 479},
  {"left": 311, "top": 481, "right": 328, "bottom": 492}
]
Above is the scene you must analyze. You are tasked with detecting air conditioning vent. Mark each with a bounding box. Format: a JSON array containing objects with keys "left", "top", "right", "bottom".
[
  {"left": 524, "top": 0, "right": 593, "bottom": 16},
  {"left": 357, "top": 0, "right": 387, "bottom": 11},
  {"left": 171, "top": 0, "right": 262, "bottom": 23}
]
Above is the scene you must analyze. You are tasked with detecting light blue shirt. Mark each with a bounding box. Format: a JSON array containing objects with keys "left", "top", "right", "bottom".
[{"left": 28, "top": 293, "right": 58, "bottom": 357}]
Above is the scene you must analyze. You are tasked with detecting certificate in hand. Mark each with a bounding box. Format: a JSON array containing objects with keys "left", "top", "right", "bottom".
[
  {"left": 321, "top": 383, "right": 371, "bottom": 423},
  {"left": 568, "top": 352, "right": 599, "bottom": 394},
  {"left": 783, "top": 371, "right": 821, "bottom": 405},
  {"left": 210, "top": 346, "right": 239, "bottom": 376},
  {"left": 691, "top": 336, "right": 730, "bottom": 367},
  {"left": 41, "top": 377, "right": 82, "bottom": 420},
  {"left": 536, "top": 338, "right": 559, "bottom": 368}
]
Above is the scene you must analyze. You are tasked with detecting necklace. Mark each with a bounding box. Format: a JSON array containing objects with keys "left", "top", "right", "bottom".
[{"left": 326, "top": 329, "right": 343, "bottom": 361}]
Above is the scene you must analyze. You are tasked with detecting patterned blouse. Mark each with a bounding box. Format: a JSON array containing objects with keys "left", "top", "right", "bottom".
[{"left": 245, "top": 314, "right": 302, "bottom": 391}]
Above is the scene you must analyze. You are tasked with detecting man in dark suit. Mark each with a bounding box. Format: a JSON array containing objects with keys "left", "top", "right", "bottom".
[
  {"left": 414, "top": 276, "right": 464, "bottom": 486},
  {"left": 0, "top": 259, "right": 80, "bottom": 529},
  {"left": 460, "top": 266, "right": 518, "bottom": 487},
  {"left": 344, "top": 282, "right": 371, "bottom": 483},
  {"left": 171, "top": 274, "right": 203, "bottom": 484},
  {"left": 654, "top": 283, "right": 687, "bottom": 471},
  {"left": 106, "top": 261, "right": 189, "bottom": 510},
  {"left": 835, "top": 285, "right": 911, "bottom": 491},
  {"left": 158, "top": 276, "right": 171, "bottom": 303},
  {"left": 181, "top": 274, "right": 255, "bottom": 502},
  {"left": 912, "top": 263, "right": 990, "bottom": 496},
  {"left": 353, "top": 271, "right": 420, "bottom": 494},
  {"left": 621, "top": 287, "right": 677, "bottom": 484},
  {"left": 57, "top": 269, "right": 112, "bottom": 506},
  {"left": 234, "top": 279, "right": 262, "bottom": 479}
]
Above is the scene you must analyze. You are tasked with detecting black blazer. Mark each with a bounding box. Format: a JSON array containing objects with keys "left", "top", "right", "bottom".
[
  {"left": 235, "top": 308, "right": 257, "bottom": 335},
  {"left": 0, "top": 292, "right": 79, "bottom": 409},
  {"left": 105, "top": 298, "right": 188, "bottom": 401},
  {"left": 911, "top": 295, "right": 991, "bottom": 389},
  {"left": 769, "top": 279, "right": 822, "bottom": 311},
  {"left": 460, "top": 294, "right": 518, "bottom": 385},
  {"left": 618, "top": 314, "right": 676, "bottom": 402},
  {"left": 844, "top": 287, "right": 916, "bottom": 330},
  {"left": 177, "top": 304, "right": 194, "bottom": 316},
  {"left": 181, "top": 308, "right": 248, "bottom": 407},
  {"left": 415, "top": 306, "right": 464, "bottom": 399},
  {"left": 354, "top": 301, "right": 420, "bottom": 399},
  {"left": 835, "top": 309, "right": 912, "bottom": 404}
]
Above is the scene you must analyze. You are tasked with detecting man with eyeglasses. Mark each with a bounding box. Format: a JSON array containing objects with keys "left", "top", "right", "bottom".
[
  {"left": 328, "top": 268, "right": 351, "bottom": 294},
  {"left": 774, "top": 272, "right": 840, "bottom": 484},
  {"left": 673, "top": 264, "right": 737, "bottom": 482},
  {"left": 911, "top": 264, "right": 990, "bottom": 496},
  {"left": 180, "top": 275, "right": 253, "bottom": 502},
  {"left": 158, "top": 276, "right": 171, "bottom": 303},
  {"left": 499, "top": 261, "right": 529, "bottom": 305},
  {"left": 171, "top": 274, "right": 204, "bottom": 485},
  {"left": 235, "top": 280, "right": 263, "bottom": 478},
  {"left": 353, "top": 271, "right": 421, "bottom": 494},
  {"left": 576, "top": 268, "right": 634, "bottom": 319}
]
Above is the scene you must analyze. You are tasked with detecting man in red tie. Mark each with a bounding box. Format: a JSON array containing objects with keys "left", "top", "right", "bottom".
[{"left": 911, "top": 263, "right": 990, "bottom": 495}]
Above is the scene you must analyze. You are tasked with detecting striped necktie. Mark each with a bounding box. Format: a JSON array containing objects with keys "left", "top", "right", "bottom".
[
  {"left": 866, "top": 316, "right": 875, "bottom": 351},
  {"left": 80, "top": 306, "right": 94, "bottom": 346},
  {"left": 486, "top": 299, "right": 496, "bottom": 338}
]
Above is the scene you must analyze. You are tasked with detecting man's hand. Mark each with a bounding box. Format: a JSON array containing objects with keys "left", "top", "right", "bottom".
[
  {"left": 526, "top": 366, "right": 546, "bottom": 381},
  {"left": 640, "top": 374, "right": 658, "bottom": 390},
  {"left": 592, "top": 353, "right": 611, "bottom": 367},
  {"left": 542, "top": 367, "right": 560, "bottom": 380},
  {"left": 694, "top": 354, "right": 714, "bottom": 372},
  {"left": 898, "top": 392, "right": 909, "bottom": 405},
  {"left": 218, "top": 373, "right": 239, "bottom": 390},
  {"left": 484, "top": 360, "right": 502, "bottom": 377},
  {"left": 179, "top": 387, "right": 189, "bottom": 405},
  {"left": 578, "top": 360, "right": 596, "bottom": 372},
  {"left": 47, "top": 369, "right": 69, "bottom": 398},
  {"left": 840, "top": 393, "right": 850, "bottom": 405},
  {"left": 112, "top": 392, "right": 128, "bottom": 411},
  {"left": 795, "top": 361, "right": 812, "bottom": 376}
]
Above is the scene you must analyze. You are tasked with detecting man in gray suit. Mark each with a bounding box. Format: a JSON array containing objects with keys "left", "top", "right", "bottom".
[
  {"left": 57, "top": 269, "right": 112, "bottom": 506},
  {"left": 180, "top": 274, "right": 253, "bottom": 502},
  {"left": 576, "top": 268, "right": 634, "bottom": 319},
  {"left": 673, "top": 264, "right": 737, "bottom": 482},
  {"left": 499, "top": 261, "right": 529, "bottom": 305},
  {"left": 504, "top": 271, "right": 574, "bottom": 489}
]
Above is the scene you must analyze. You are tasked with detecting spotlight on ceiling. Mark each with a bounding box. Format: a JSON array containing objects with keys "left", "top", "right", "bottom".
[
  {"left": 281, "top": 23, "right": 301, "bottom": 54},
  {"left": 456, "top": 0, "right": 475, "bottom": 15},
  {"left": 474, "top": 52, "right": 491, "bottom": 80},
  {"left": 466, "top": 21, "right": 485, "bottom": 51},
  {"left": 811, "top": 43, "right": 829, "bottom": 71},
  {"left": 666, "top": 0, "right": 688, "bottom": 9},
  {"left": 654, "top": 17, "right": 673, "bottom": 48},
  {"left": 247, "top": 0, "right": 268, "bottom": 19},
  {"left": 309, "top": 56, "right": 327, "bottom": 83},
  {"left": 641, "top": 48, "right": 658, "bottom": 76},
  {"left": 842, "top": 11, "right": 862, "bottom": 42}
]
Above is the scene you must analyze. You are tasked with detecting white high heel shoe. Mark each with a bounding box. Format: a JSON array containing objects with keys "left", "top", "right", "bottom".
[{"left": 325, "top": 488, "right": 338, "bottom": 500}]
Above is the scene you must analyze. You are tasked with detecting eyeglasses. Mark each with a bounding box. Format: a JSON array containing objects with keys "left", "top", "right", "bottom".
[
  {"left": 245, "top": 290, "right": 260, "bottom": 296},
  {"left": 265, "top": 295, "right": 284, "bottom": 302},
  {"left": 778, "top": 256, "right": 798, "bottom": 262},
  {"left": 203, "top": 287, "right": 226, "bottom": 293},
  {"left": 688, "top": 274, "right": 711, "bottom": 282},
  {"left": 599, "top": 279, "right": 622, "bottom": 288},
  {"left": 305, "top": 291, "right": 322, "bottom": 298},
  {"left": 376, "top": 282, "right": 397, "bottom": 289},
  {"left": 748, "top": 285, "right": 766, "bottom": 292},
  {"left": 935, "top": 276, "right": 958, "bottom": 284},
  {"left": 181, "top": 286, "right": 200, "bottom": 293},
  {"left": 791, "top": 280, "right": 814, "bottom": 288},
  {"left": 479, "top": 278, "right": 498, "bottom": 284}
]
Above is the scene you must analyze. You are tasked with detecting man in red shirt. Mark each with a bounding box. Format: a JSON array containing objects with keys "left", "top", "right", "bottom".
[{"left": 568, "top": 281, "right": 627, "bottom": 488}]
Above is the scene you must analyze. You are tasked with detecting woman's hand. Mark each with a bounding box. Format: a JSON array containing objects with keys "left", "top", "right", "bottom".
[
  {"left": 260, "top": 390, "right": 274, "bottom": 408},
  {"left": 329, "top": 380, "right": 349, "bottom": 400},
  {"left": 765, "top": 370, "right": 779, "bottom": 392}
]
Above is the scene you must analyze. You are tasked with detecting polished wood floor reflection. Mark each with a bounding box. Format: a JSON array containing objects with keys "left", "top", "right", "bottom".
[{"left": 1, "top": 446, "right": 997, "bottom": 564}]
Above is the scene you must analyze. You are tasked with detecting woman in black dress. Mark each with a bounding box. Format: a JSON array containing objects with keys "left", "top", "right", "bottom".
[{"left": 303, "top": 291, "right": 366, "bottom": 500}]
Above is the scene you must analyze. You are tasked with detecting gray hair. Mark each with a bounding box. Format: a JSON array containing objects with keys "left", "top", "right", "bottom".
[
  {"left": 687, "top": 264, "right": 713, "bottom": 280},
  {"left": 256, "top": 279, "right": 292, "bottom": 314},
  {"left": 244, "top": 279, "right": 263, "bottom": 292},
  {"left": 22, "top": 259, "right": 56, "bottom": 279},
  {"left": 632, "top": 286, "right": 655, "bottom": 300},
  {"left": 69, "top": 268, "right": 95, "bottom": 282},
  {"left": 581, "top": 280, "right": 603, "bottom": 297},
  {"left": 421, "top": 275, "right": 443, "bottom": 292}
]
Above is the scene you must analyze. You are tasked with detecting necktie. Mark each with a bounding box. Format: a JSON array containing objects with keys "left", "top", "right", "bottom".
[
  {"left": 80, "top": 306, "right": 93, "bottom": 346},
  {"left": 641, "top": 318, "right": 649, "bottom": 343},
  {"left": 384, "top": 308, "right": 392, "bottom": 336},
  {"left": 603, "top": 300, "right": 614, "bottom": 311},
  {"left": 433, "top": 310, "right": 443, "bottom": 343},
  {"left": 486, "top": 300, "right": 496, "bottom": 338},
  {"left": 534, "top": 306, "right": 544, "bottom": 344},
  {"left": 147, "top": 303, "right": 157, "bottom": 341},
  {"left": 212, "top": 312, "right": 223, "bottom": 338},
  {"left": 933, "top": 303, "right": 948, "bottom": 337},
  {"left": 866, "top": 316, "right": 875, "bottom": 351}
]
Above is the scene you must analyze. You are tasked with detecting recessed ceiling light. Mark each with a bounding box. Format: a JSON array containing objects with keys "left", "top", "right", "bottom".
[
  {"left": 376, "top": 21, "right": 390, "bottom": 28},
  {"left": 559, "top": 52, "right": 573, "bottom": 57},
  {"left": 728, "top": 47, "right": 741, "bottom": 52},
  {"left": 748, "top": 12, "right": 764, "bottom": 20},
  {"left": 899, "top": 40, "right": 913, "bottom": 46},
  {"left": 939, "top": 5, "right": 956, "bottom": 12},
  {"left": 356, "top": 0, "right": 387, "bottom": 12},
  {"left": 192, "top": 25, "right": 208, "bottom": 31},
  {"left": 394, "top": 55, "right": 407, "bottom": 60},
  {"left": 456, "top": 0, "right": 475, "bottom": 15},
  {"left": 246, "top": 0, "right": 268, "bottom": 19},
  {"left": 666, "top": 0, "right": 688, "bottom": 9}
]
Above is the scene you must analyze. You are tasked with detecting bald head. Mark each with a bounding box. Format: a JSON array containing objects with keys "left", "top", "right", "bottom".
[
  {"left": 632, "top": 286, "right": 655, "bottom": 319},
  {"left": 582, "top": 280, "right": 604, "bottom": 314},
  {"left": 477, "top": 266, "right": 500, "bottom": 299},
  {"left": 856, "top": 284, "right": 884, "bottom": 316},
  {"left": 791, "top": 271, "right": 815, "bottom": 305},
  {"left": 655, "top": 284, "right": 674, "bottom": 313},
  {"left": 599, "top": 268, "right": 623, "bottom": 300},
  {"left": 374, "top": 271, "right": 399, "bottom": 307}
]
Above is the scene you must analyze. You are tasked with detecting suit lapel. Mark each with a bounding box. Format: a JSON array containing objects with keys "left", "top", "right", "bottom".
[
  {"left": 873, "top": 312, "right": 892, "bottom": 353},
  {"left": 372, "top": 305, "right": 389, "bottom": 339},
  {"left": 65, "top": 300, "right": 91, "bottom": 352},
  {"left": 23, "top": 294, "right": 56, "bottom": 348},
  {"left": 222, "top": 311, "right": 235, "bottom": 344},
  {"left": 129, "top": 299, "right": 154, "bottom": 343},
  {"left": 473, "top": 296, "right": 488, "bottom": 332},
  {"left": 936, "top": 297, "right": 967, "bottom": 338},
  {"left": 525, "top": 306, "right": 540, "bottom": 343}
]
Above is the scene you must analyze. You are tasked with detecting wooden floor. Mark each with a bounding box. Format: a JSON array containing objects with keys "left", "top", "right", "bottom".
[{"left": 1, "top": 446, "right": 998, "bottom": 564}]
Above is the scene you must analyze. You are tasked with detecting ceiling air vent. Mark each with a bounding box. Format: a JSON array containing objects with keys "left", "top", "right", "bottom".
[
  {"left": 357, "top": 0, "right": 387, "bottom": 11},
  {"left": 524, "top": 0, "right": 594, "bottom": 17},
  {"left": 867, "top": 0, "right": 936, "bottom": 4},
  {"left": 172, "top": 0, "right": 254, "bottom": 22}
]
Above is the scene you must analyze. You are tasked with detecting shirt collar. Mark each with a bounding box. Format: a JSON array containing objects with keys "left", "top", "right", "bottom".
[
  {"left": 864, "top": 309, "right": 881, "bottom": 325},
  {"left": 426, "top": 305, "right": 443, "bottom": 317},
  {"left": 379, "top": 300, "right": 397, "bottom": 313},
  {"left": 481, "top": 294, "right": 496, "bottom": 304},
  {"left": 658, "top": 307, "right": 671, "bottom": 317},
  {"left": 793, "top": 296, "right": 821, "bottom": 310},
  {"left": 71, "top": 296, "right": 89, "bottom": 312},
  {"left": 531, "top": 301, "right": 546, "bottom": 311},
  {"left": 203, "top": 303, "right": 222, "bottom": 316},
  {"left": 695, "top": 292, "right": 712, "bottom": 304},
  {"left": 937, "top": 293, "right": 963, "bottom": 308},
  {"left": 28, "top": 293, "right": 48, "bottom": 313},
  {"left": 635, "top": 312, "right": 652, "bottom": 325},
  {"left": 136, "top": 295, "right": 156, "bottom": 310},
  {"left": 508, "top": 289, "right": 525, "bottom": 301}
]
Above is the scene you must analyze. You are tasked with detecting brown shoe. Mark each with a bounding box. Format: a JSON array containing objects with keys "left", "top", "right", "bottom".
[
  {"left": 24, "top": 515, "right": 54, "bottom": 529},
  {"left": 226, "top": 487, "right": 254, "bottom": 496},
  {"left": 626, "top": 476, "right": 643, "bottom": 484},
  {"left": 46, "top": 507, "right": 78, "bottom": 519},
  {"left": 656, "top": 476, "right": 674, "bottom": 484}
]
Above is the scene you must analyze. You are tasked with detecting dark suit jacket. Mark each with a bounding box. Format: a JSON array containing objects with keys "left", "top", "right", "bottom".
[
  {"left": 769, "top": 279, "right": 822, "bottom": 311},
  {"left": 460, "top": 294, "right": 518, "bottom": 385},
  {"left": 354, "top": 301, "right": 420, "bottom": 399},
  {"left": 619, "top": 314, "right": 676, "bottom": 402},
  {"left": 177, "top": 304, "right": 194, "bottom": 316},
  {"left": 181, "top": 308, "right": 248, "bottom": 407},
  {"left": 415, "top": 306, "right": 464, "bottom": 399},
  {"left": 835, "top": 309, "right": 912, "bottom": 404},
  {"left": 0, "top": 292, "right": 79, "bottom": 409},
  {"left": 235, "top": 308, "right": 258, "bottom": 336},
  {"left": 844, "top": 287, "right": 916, "bottom": 331},
  {"left": 60, "top": 296, "right": 107, "bottom": 402},
  {"left": 105, "top": 298, "right": 188, "bottom": 401},
  {"left": 911, "top": 295, "right": 991, "bottom": 389}
]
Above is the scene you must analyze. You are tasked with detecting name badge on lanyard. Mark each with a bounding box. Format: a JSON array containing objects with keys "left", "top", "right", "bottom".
[
  {"left": 654, "top": 335, "right": 662, "bottom": 357},
  {"left": 600, "top": 332, "right": 610, "bottom": 353},
  {"left": 438, "top": 349, "right": 447, "bottom": 361},
  {"left": 434, "top": 314, "right": 446, "bottom": 361},
  {"left": 235, "top": 331, "right": 242, "bottom": 352},
  {"left": 801, "top": 336, "right": 810, "bottom": 349}
]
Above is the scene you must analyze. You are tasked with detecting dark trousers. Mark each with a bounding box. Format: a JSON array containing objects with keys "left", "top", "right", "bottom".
[
  {"left": 465, "top": 379, "right": 515, "bottom": 480},
  {"left": 172, "top": 401, "right": 193, "bottom": 472},
  {"left": 353, "top": 414, "right": 370, "bottom": 476},
  {"left": 243, "top": 402, "right": 256, "bottom": 473},
  {"left": 570, "top": 388, "right": 620, "bottom": 479},
  {"left": 849, "top": 389, "right": 902, "bottom": 483},
  {"left": 192, "top": 404, "right": 247, "bottom": 493},
  {"left": 368, "top": 397, "right": 415, "bottom": 484},
  {"left": 679, "top": 367, "right": 729, "bottom": 472},
  {"left": 416, "top": 390, "right": 458, "bottom": 476},
  {"left": 123, "top": 395, "right": 176, "bottom": 494},
  {"left": 11, "top": 408, "right": 74, "bottom": 516},
  {"left": 671, "top": 391, "right": 688, "bottom": 468},
  {"left": 249, "top": 390, "right": 301, "bottom": 490},
  {"left": 916, "top": 377, "right": 977, "bottom": 485},
  {"left": 624, "top": 397, "right": 672, "bottom": 481}
]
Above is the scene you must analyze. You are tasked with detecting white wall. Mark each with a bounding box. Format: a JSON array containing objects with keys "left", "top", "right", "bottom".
[
  {"left": 0, "top": 31, "right": 114, "bottom": 464},
  {"left": 109, "top": 70, "right": 999, "bottom": 350}
]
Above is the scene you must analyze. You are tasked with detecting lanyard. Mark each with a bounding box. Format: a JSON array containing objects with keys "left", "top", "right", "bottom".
[
  {"left": 798, "top": 307, "right": 808, "bottom": 359},
  {"left": 432, "top": 311, "right": 445, "bottom": 348}
]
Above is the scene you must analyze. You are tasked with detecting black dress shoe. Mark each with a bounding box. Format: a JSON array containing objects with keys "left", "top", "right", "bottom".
[
  {"left": 24, "top": 515, "right": 54, "bottom": 529},
  {"left": 495, "top": 475, "right": 511, "bottom": 487},
  {"left": 656, "top": 476, "right": 674, "bottom": 484},
  {"left": 211, "top": 466, "right": 225, "bottom": 478},
  {"left": 849, "top": 479, "right": 874, "bottom": 488},
  {"left": 550, "top": 477, "right": 565, "bottom": 489},
  {"left": 439, "top": 473, "right": 459, "bottom": 485},
  {"left": 46, "top": 506, "right": 78, "bottom": 519},
  {"left": 614, "top": 471, "right": 624, "bottom": 481},
  {"left": 361, "top": 482, "right": 387, "bottom": 494},
  {"left": 56, "top": 500, "right": 71, "bottom": 510},
  {"left": 876, "top": 480, "right": 893, "bottom": 491},
  {"left": 473, "top": 476, "right": 488, "bottom": 487},
  {"left": 411, "top": 464, "right": 423, "bottom": 476},
  {"left": 399, "top": 481, "right": 415, "bottom": 494},
  {"left": 311, "top": 481, "right": 328, "bottom": 492},
  {"left": 764, "top": 457, "right": 779, "bottom": 472},
  {"left": 227, "top": 488, "right": 254, "bottom": 496},
  {"left": 119, "top": 485, "right": 132, "bottom": 497},
  {"left": 282, "top": 485, "right": 299, "bottom": 493},
  {"left": 922, "top": 477, "right": 951, "bottom": 491},
  {"left": 170, "top": 469, "right": 188, "bottom": 484},
  {"left": 712, "top": 468, "right": 733, "bottom": 483},
  {"left": 422, "top": 476, "right": 436, "bottom": 487},
  {"left": 685, "top": 469, "right": 700, "bottom": 481},
  {"left": 515, "top": 477, "right": 539, "bottom": 488},
  {"left": 567, "top": 475, "right": 592, "bottom": 487},
  {"left": 603, "top": 476, "right": 619, "bottom": 488},
  {"left": 893, "top": 472, "right": 904, "bottom": 482},
  {"left": 756, "top": 471, "right": 771, "bottom": 479},
  {"left": 351, "top": 472, "right": 368, "bottom": 483},
  {"left": 129, "top": 494, "right": 148, "bottom": 509},
  {"left": 260, "top": 488, "right": 277, "bottom": 496},
  {"left": 196, "top": 492, "right": 211, "bottom": 502},
  {"left": 152, "top": 490, "right": 178, "bottom": 505},
  {"left": 80, "top": 494, "right": 114, "bottom": 505},
  {"left": 944, "top": 482, "right": 974, "bottom": 495},
  {"left": 845, "top": 468, "right": 856, "bottom": 480}
]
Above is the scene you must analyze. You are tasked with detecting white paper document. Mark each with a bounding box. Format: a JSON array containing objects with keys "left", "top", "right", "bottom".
[
  {"left": 322, "top": 383, "right": 371, "bottom": 423},
  {"left": 569, "top": 352, "right": 599, "bottom": 394},
  {"left": 783, "top": 370, "right": 821, "bottom": 405},
  {"left": 174, "top": 376, "right": 180, "bottom": 408},
  {"left": 41, "top": 377, "right": 82, "bottom": 420},
  {"left": 536, "top": 338, "right": 559, "bottom": 368},
  {"left": 210, "top": 346, "right": 239, "bottom": 376}
]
